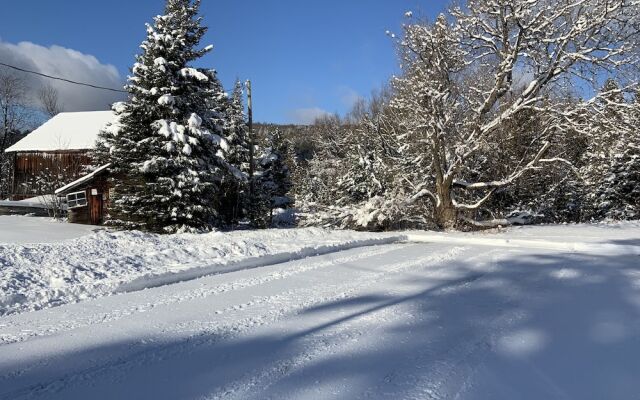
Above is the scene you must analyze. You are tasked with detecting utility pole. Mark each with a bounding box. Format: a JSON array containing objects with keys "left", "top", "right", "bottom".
[{"left": 245, "top": 80, "right": 255, "bottom": 202}]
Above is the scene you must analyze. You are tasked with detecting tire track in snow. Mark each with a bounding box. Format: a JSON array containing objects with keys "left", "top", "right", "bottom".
[
  {"left": 0, "top": 244, "right": 404, "bottom": 345},
  {"left": 204, "top": 249, "right": 520, "bottom": 400},
  {"left": 199, "top": 246, "right": 477, "bottom": 400},
  {"left": 358, "top": 252, "right": 529, "bottom": 400},
  {"left": 0, "top": 245, "right": 468, "bottom": 399}
]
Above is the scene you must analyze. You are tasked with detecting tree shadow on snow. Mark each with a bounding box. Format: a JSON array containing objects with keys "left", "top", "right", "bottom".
[
  {"left": 606, "top": 238, "right": 640, "bottom": 247},
  {"left": 1, "top": 250, "right": 640, "bottom": 400}
]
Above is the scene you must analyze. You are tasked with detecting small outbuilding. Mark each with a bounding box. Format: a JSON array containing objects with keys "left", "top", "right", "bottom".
[{"left": 54, "top": 164, "right": 111, "bottom": 225}]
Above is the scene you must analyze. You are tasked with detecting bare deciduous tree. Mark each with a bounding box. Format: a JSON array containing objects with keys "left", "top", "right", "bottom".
[
  {"left": 0, "top": 71, "right": 32, "bottom": 199},
  {"left": 391, "top": 0, "right": 640, "bottom": 229},
  {"left": 38, "top": 84, "right": 63, "bottom": 118}
]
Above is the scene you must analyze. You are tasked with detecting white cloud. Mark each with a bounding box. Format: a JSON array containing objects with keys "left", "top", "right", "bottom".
[
  {"left": 0, "top": 39, "right": 125, "bottom": 112},
  {"left": 337, "top": 86, "right": 363, "bottom": 108},
  {"left": 288, "top": 107, "right": 330, "bottom": 124}
]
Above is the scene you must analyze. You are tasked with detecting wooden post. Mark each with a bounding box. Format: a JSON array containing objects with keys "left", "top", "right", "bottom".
[{"left": 10, "top": 152, "right": 17, "bottom": 200}]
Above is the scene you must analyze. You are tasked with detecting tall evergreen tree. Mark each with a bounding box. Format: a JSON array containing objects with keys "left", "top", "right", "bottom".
[
  {"left": 217, "top": 79, "right": 251, "bottom": 225},
  {"left": 203, "top": 69, "right": 229, "bottom": 141},
  {"left": 595, "top": 144, "right": 640, "bottom": 220},
  {"left": 252, "top": 128, "right": 293, "bottom": 227},
  {"left": 95, "top": 0, "right": 230, "bottom": 233},
  {"left": 579, "top": 79, "right": 638, "bottom": 219},
  {"left": 590, "top": 86, "right": 640, "bottom": 219},
  {"left": 225, "top": 80, "right": 251, "bottom": 173}
]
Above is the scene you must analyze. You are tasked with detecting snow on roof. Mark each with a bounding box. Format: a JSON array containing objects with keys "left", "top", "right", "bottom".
[
  {"left": 5, "top": 111, "right": 115, "bottom": 153},
  {"left": 55, "top": 163, "right": 111, "bottom": 195}
]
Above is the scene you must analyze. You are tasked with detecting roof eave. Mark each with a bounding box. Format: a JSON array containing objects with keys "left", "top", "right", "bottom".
[
  {"left": 4, "top": 148, "right": 93, "bottom": 154},
  {"left": 55, "top": 163, "right": 111, "bottom": 196}
]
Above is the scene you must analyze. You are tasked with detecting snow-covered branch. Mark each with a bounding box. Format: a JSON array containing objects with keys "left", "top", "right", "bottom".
[{"left": 388, "top": 0, "right": 639, "bottom": 228}]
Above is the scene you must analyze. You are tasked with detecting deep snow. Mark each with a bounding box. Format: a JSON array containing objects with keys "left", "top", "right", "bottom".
[
  {"left": 0, "top": 215, "right": 96, "bottom": 244},
  {"left": 0, "top": 217, "right": 397, "bottom": 315},
  {"left": 0, "top": 219, "right": 639, "bottom": 399}
]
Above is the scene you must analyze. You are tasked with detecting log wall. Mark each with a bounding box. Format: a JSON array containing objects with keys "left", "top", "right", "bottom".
[{"left": 11, "top": 151, "right": 91, "bottom": 200}]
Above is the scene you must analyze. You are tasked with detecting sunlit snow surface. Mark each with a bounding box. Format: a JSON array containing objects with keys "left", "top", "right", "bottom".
[
  {"left": 0, "top": 215, "right": 96, "bottom": 244},
  {"left": 0, "top": 218, "right": 639, "bottom": 399},
  {"left": 5, "top": 111, "right": 113, "bottom": 152}
]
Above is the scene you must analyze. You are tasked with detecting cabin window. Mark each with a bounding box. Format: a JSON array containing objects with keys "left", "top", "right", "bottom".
[{"left": 67, "top": 191, "right": 88, "bottom": 209}]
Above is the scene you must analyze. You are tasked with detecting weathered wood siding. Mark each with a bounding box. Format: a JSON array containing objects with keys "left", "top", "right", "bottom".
[
  {"left": 67, "top": 177, "right": 110, "bottom": 225},
  {"left": 11, "top": 151, "right": 91, "bottom": 200}
]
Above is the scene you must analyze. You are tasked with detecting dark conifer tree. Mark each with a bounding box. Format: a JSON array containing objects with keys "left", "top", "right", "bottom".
[
  {"left": 217, "top": 79, "right": 252, "bottom": 225},
  {"left": 251, "top": 128, "right": 293, "bottom": 227},
  {"left": 225, "top": 80, "right": 251, "bottom": 174},
  {"left": 95, "top": 0, "right": 230, "bottom": 233}
]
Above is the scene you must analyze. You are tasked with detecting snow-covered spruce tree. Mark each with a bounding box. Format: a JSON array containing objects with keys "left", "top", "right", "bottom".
[
  {"left": 390, "top": 1, "right": 639, "bottom": 229},
  {"left": 595, "top": 143, "right": 640, "bottom": 219},
  {"left": 219, "top": 79, "right": 251, "bottom": 225},
  {"left": 329, "top": 94, "right": 431, "bottom": 230},
  {"left": 583, "top": 82, "right": 640, "bottom": 220},
  {"left": 251, "top": 128, "right": 293, "bottom": 227},
  {"left": 203, "top": 69, "right": 230, "bottom": 142},
  {"left": 289, "top": 115, "right": 354, "bottom": 225},
  {"left": 334, "top": 95, "right": 396, "bottom": 208},
  {"left": 225, "top": 80, "right": 251, "bottom": 172},
  {"left": 291, "top": 92, "right": 434, "bottom": 231},
  {"left": 95, "top": 0, "right": 230, "bottom": 233}
]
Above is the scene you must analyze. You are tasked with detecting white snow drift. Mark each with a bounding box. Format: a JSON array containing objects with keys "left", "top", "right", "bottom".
[
  {"left": 0, "top": 221, "right": 638, "bottom": 399},
  {"left": 1, "top": 217, "right": 639, "bottom": 317},
  {"left": 0, "top": 220, "right": 397, "bottom": 316}
]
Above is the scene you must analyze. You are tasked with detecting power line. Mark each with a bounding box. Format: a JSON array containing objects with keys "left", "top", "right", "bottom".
[{"left": 0, "top": 61, "right": 127, "bottom": 93}]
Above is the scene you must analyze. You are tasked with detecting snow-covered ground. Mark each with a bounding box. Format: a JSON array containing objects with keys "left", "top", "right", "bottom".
[
  {"left": 0, "top": 215, "right": 96, "bottom": 244},
  {"left": 0, "top": 219, "right": 639, "bottom": 399},
  {"left": 0, "top": 216, "right": 397, "bottom": 315}
]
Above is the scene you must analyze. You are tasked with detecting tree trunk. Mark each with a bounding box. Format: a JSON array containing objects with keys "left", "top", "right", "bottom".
[
  {"left": 434, "top": 182, "right": 457, "bottom": 230},
  {"left": 435, "top": 202, "right": 457, "bottom": 230}
]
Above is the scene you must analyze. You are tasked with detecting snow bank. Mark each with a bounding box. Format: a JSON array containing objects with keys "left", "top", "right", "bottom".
[
  {"left": 0, "top": 197, "right": 50, "bottom": 209},
  {"left": 1, "top": 218, "right": 637, "bottom": 317},
  {"left": 406, "top": 221, "right": 640, "bottom": 255},
  {"left": 0, "top": 227, "right": 398, "bottom": 316},
  {"left": 0, "top": 216, "right": 96, "bottom": 244}
]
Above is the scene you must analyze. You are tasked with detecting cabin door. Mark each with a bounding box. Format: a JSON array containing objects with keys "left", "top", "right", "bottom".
[{"left": 89, "top": 189, "right": 103, "bottom": 225}]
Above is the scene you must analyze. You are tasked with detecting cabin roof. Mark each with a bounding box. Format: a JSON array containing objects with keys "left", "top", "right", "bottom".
[
  {"left": 5, "top": 111, "right": 115, "bottom": 153},
  {"left": 55, "top": 163, "right": 111, "bottom": 196}
]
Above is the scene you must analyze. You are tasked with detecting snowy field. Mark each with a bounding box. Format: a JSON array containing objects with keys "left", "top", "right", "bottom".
[
  {"left": 1, "top": 218, "right": 640, "bottom": 399},
  {"left": 0, "top": 216, "right": 396, "bottom": 316},
  {"left": 0, "top": 215, "right": 96, "bottom": 244}
]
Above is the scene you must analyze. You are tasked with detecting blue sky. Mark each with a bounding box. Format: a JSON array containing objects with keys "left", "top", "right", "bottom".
[{"left": 1, "top": 0, "right": 449, "bottom": 123}]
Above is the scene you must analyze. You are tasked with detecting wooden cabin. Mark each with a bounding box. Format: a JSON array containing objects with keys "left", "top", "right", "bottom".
[{"left": 4, "top": 111, "right": 115, "bottom": 224}]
